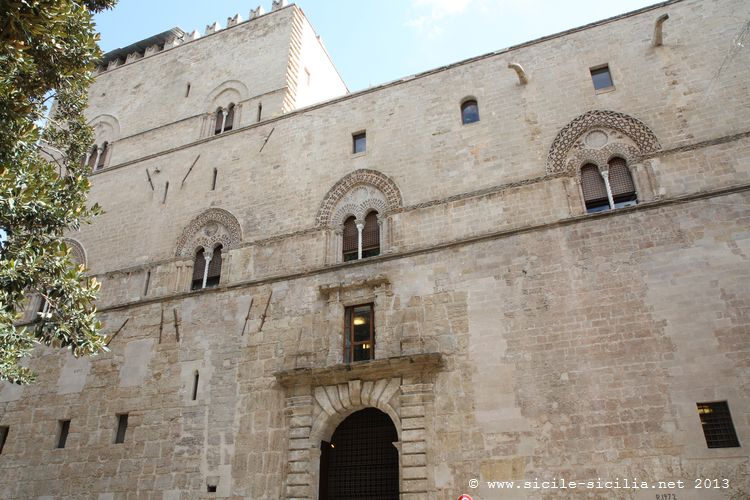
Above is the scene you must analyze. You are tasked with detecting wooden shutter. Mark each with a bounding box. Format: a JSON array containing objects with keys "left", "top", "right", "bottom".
[
  {"left": 581, "top": 164, "right": 608, "bottom": 204},
  {"left": 342, "top": 217, "right": 358, "bottom": 254},
  {"left": 214, "top": 109, "right": 224, "bottom": 134},
  {"left": 224, "top": 104, "right": 235, "bottom": 131},
  {"left": 362, "top": 212, "right": 379, "bottom": 250},
  {"left": 608, "top": 157, "right": 636, "bottom": 198},
  {"left": 192, "top": 248, "right": 206, "bottom": 289},
  {"left": 206, "top": 244, "right": 222, "bottom": 286}
]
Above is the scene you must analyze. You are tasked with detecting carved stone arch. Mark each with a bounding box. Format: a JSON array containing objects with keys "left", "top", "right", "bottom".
[
  {"left": 308, "top": 378, "right": 402, "bottom": 446},
  {"left": 175, "top": 208, "right": 242, "bottom": 257},
  {"left": 316, "top": 169, "right": 403, "bottom": 228},
  {"left": 546, "top": 110, "right": 661, "bottom": 174},
  {"left": 88, "top": 114, "right": 121, "bottom": 144},
  {"left": 331, "top": 203, "right": 359, "bottom": 229},
  {"left": 63, "top": 238, "right": 86, "bottom": 266},
  {"left": 205, "top": 80, "right": 249, "bottom": 111},
  {"left": 567, "top": 142, "right": 642, "bottom": 173}
]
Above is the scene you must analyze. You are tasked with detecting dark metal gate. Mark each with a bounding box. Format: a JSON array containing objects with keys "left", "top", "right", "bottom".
[{"left": 319, "top": 408, "right": 399, "bottom": 500}]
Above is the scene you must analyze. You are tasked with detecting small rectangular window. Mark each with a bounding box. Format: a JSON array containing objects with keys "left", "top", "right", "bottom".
[
  {"left": 352, "top": 132, "right": 366, "bottom": 154},
  {"left": 57, "top": 420, "right": 70, "bottom": 449},
  {"left": 115, "top": 414, "right": 128, "bottom": 444},
  {"left": 0, "top": 426, "right": 8, "bottom": 454},
  {"left": 344, "top": 304, "right": 374, "bottom": 363},
  {"left": 590, "top": 65, "right": 614, "bottom": 91},
  {"left": 697, "top": 402, "right": 740, "bottom": 448}
]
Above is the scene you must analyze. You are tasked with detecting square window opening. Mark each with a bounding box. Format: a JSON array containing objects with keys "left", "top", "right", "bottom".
[
  {"left": 352, "top": 132, "right": 366, "bottom": 154},
  {"left": 590, "top": 65, "right": 614, "bottom": 91},
  {"left": 697, "top": 401, "right": 740, "bottom": 448}
]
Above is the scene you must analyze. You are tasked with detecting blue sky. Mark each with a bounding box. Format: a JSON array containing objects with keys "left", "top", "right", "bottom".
[{"left": 94, "top": 0, "right": 658, "bottom": 92}]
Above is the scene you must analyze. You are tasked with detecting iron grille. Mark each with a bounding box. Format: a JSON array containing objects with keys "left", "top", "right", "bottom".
[
  {"left": 697, "top": 401, "right": 740, "bottom": 448},
  {"left": 321, "top": 408, "right": 398, "bottom": 500}
]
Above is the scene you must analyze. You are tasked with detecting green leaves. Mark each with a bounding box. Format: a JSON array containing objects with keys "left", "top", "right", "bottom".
[{"left": 0, "top": 0, "right": 116, "bottom": 384}]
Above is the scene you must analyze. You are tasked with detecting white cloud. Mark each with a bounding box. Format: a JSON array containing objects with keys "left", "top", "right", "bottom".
[{"left": 406, "top": 0, "right": 472, "bottom": 38}]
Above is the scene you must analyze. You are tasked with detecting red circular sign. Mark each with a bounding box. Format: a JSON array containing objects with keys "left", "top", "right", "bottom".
[{"left": 458, "top": 495, "right": 473, "bottom": 500}]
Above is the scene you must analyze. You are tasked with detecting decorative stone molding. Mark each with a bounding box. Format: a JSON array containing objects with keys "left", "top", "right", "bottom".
[
  {"left": 88, "top": 114, "right": 121, "bottom": 145},
  {"left": 276, "top": 354, "right": 442, "bottom": 498},
  {"left": 174, "top": 208, "right": 242, "bottom": 257},
  {"left": 546, "top": 110, "right": 661, "bottom": 174},
  {"left": 318, "top": 275, "right": 391, "bottom": 300},
  {"left": 274, "top": 353, "right": 443, "bottom": 388},
  {"left": 316, "top": 169, "right": 403, "bottom": 228},
  {"left": 205, "top": 80, "right": 249, "bottom": 112},
  {"left": 565, "top": 137, "right": 642, "bottom": 172},
  {"left": 63, "top": 238, "right": 87, "bottom": 266}
]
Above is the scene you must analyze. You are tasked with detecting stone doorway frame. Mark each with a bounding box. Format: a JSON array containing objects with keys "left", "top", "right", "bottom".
[{"left": 275, "top": 353, "right": 442, "bottom": 499}]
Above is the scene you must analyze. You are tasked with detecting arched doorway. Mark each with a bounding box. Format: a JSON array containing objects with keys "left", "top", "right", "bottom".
[{"left": 319, "top": 408, "right": 399, "bottom": 499}]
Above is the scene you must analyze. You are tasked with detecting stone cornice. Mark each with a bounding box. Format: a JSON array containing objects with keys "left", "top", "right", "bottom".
[{"left": 273, "top": 353, "right": 444, "bottom": 388}]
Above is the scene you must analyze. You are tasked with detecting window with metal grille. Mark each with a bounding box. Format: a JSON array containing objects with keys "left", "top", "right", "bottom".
[
  {"left": 0, "top": 426, "right": 8, "bottom": 454},
  {"left": 461, "top": 99, "right": 479, "bottom": 125},
  {"left": 114, "top": 414, "right": 128, "bottom": 444},
  {"left": 96, "top": 142, "right": 109, "bottom": 170},
  {"left": 191, "top": 248, "right": 206, "bottom": 290},
  {"left": 342, "top": 216, "right": 358, "bottom": 262},
  {"left": 57, "top": 420, "right": 70, "bottom": 449},
  {"left": 697, "top": 402, "right": 740, "bottom": 448},
  {"left": 361, "top": 211, "right": 380, "bottom": 259},
  {"left": 205, "top": 244, "right": 222, "bottom": 288},
  {"left": 608, "top": 157, "right": 637, "bottom": 208},
  {"left": 319, "top": 408, "right": 398, "bottom": 499},
  {"left": 581, "top": 164, "right": 609, "bottom": 213},
  {"left": 344, "top": 304, "right": 374, "bottom": 363}
]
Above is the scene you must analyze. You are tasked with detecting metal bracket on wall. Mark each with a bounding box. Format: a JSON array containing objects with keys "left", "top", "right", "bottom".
[
  {"left": 146, "top": 169, "right": 154, "bottom": 190},
  {"left": 173, "top": 308, "right": 181, "bottom": 342},
  {"left": 105, "top": 318, "right": 130, "bottom": 346},
  {"left": 181, "top": 154, "right": 201, "bottom": 187},
  {"left": 240, "top": 296, "right": 254, "bottom": 336},
  {"left": 257, "top": 290, "right": 273, "bottom": 333}
]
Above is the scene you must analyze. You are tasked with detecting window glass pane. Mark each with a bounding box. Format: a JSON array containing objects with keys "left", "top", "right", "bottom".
[
  {"left": 353, "top": 343, "right": 372, "bottom": 362},
  {"left": 461, "top": 101, "right": 479, "bottom": 124},
  {"left": 353, "top": 133, "right": 366, "bottom": 154},
  {"left": 591, "top": 67, "right": 613, "bottom": 90},
  {"left": 352, "top": 305, "right": 371, "bottom": 342}
]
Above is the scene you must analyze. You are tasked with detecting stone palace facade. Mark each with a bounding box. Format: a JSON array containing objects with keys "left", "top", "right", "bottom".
[{"left": 0, "top": 0, "right": 748, "bottom": 498}]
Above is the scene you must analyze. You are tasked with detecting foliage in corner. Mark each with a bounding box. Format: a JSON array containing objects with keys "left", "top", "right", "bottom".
[{"left": 0, "top": 0, "right": 116, "bottom": 383}]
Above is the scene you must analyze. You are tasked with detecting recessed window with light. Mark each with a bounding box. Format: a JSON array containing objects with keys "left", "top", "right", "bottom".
[
  {"left": 344, "top": 304, "right": 374, "bottom": 363},
  {"left": 697, "top": 401, "right": 740, "bottom": 448}
]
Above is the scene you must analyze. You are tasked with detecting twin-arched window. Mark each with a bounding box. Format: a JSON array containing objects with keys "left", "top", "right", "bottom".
[
  {"left": 191, "top": 244, "right": 223, "bottom": 290},
  {"left": 83, "top": 142, "right": 110, "bottom": 171},
  {"left": 214, "top": 104, "right": 235, "bottom": 135},
  {"left": 342, "top": 211, "right": 380, "bottom": 262},
  {"left": 581, "top": 157, "right": 637, "bottom": 213}
]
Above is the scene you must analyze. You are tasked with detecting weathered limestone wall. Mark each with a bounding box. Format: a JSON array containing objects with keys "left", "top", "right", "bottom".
[
  {"left": 0, "top": 0, "right": 748, "bottom": 498},
  {"left": 1, "top": 193, "right": 748, "bottom": 498}
]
